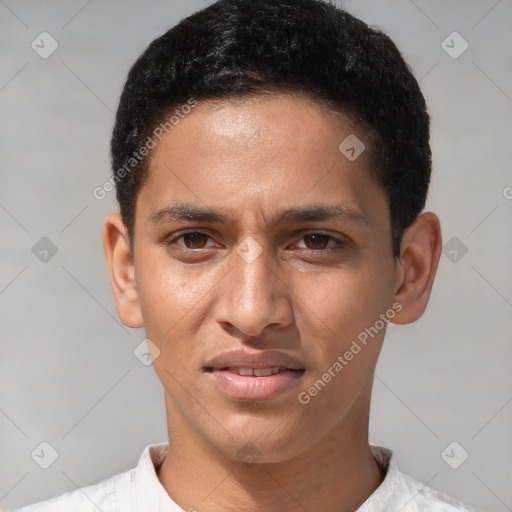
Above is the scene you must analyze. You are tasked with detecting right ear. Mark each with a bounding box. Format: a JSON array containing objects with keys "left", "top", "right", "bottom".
[{"left": 103, "top": 213, "right": 144, "bottom": 328}]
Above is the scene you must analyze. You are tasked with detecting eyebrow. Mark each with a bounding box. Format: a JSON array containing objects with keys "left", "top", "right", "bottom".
[{"left": 148, "top": 202, "right": 368, "bottom": 228}]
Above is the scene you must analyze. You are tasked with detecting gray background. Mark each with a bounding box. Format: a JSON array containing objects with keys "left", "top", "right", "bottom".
[{"left": 1, "top": 0, "right": 511, "bottom": 510}]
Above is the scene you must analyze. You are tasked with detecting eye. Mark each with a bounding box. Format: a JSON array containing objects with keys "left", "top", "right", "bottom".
[
  {"left": 293, "top": 233, "right": 345, "bottom": 252},
  {"left": 166, "top": 231, "right": 216, "bottom": 250},
  {"left": 165, "top": 230, "right": 346, "bottom": 254}
]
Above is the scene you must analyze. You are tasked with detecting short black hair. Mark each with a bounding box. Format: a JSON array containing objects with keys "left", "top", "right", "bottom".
[{"left": 111, "top": 0, "right": 431, "bottom": 257}]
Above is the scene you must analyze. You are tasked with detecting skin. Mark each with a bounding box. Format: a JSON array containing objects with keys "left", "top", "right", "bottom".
[{"left": 103, "top": 93, "right": 442, "bottom": 512}]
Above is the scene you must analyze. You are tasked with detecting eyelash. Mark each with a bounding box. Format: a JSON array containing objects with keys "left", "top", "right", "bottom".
[{"left": 164, "top": 230, "right": 346, "bottom": 254}]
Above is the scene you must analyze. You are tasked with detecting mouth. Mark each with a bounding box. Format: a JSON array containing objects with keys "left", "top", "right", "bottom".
[
  {"left": 203, "top": 349, "right": 306, "bottom": 401},
  {"left": 204, "top": 365, "right": 306, "bottom": 401},
  {"left": 204, "top": 366, "right": 304, "bottom": 376}
]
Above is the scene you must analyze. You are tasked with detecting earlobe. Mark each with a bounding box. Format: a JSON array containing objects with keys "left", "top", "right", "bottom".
[
  {"left": 391, "top": 212, "right": 442, "bottom": 325},
  {"left": 103, "top": 213, "right": 144, "bottom": 328}
]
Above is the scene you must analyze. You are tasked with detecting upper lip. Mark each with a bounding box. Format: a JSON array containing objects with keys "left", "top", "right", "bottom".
[{"left": 205, "top": 350, "right": 305, "bottom": 371}]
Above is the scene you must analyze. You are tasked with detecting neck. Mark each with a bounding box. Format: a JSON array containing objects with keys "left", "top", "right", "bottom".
[{"left": 157, "top": 402, "right": 384, "bottom": 512}]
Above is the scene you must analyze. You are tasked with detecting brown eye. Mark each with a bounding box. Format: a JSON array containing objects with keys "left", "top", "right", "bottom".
[
  {"left": 166, "top": 231, "right": 213, "bottom": 250},
  {"left": 180, "top": 232, "right": 209, "bottom": 249},
  {"left": 292, "top": 232, "right": 345, "bottom": 254},
  {"left": 302, "top": 233, "right": 332, "bottom": 250}
]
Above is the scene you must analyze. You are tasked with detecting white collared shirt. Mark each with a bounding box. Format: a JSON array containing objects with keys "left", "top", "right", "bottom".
[{"left": 13, "top": 443, "right": 480, "bottom": 512}]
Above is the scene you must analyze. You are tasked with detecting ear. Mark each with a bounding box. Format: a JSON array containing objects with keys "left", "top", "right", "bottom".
[
  {"left": 391, "top": 212, "right": 442, "bottom": 325},
  {"left": 103, "top": 213, "right": 143, "bottom": 328}
]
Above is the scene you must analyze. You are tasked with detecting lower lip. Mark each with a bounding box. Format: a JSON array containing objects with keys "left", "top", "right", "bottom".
[{"left": 207, "top": 369, "right": 305, "bottom": 401}]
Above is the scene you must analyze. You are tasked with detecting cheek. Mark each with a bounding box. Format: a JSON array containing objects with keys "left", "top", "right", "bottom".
[
  {"left": 135, "top": 255, "right": 217, "bottom": 346},
  {"left": 295, "top": 264, "right": 392, "bottom": 343},
  {"left": 138, "top": 241, "right": 211, "bottom": 304},
  {"left": 294, "top": 270, "right": 388, "bottom": 424}
]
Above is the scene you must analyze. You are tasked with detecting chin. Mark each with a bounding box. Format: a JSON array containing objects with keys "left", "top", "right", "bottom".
[{"left": 211, "top": 424, "right": 312, "bottom": 465}]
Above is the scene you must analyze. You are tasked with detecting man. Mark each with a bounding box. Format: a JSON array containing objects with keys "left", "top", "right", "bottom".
[{"left": 16, "top": 0, "right": 480, "bottom": 510}]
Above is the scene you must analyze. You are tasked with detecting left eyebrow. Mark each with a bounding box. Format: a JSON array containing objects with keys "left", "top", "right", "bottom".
[
  {"left": 148, "top": 202, "right": 369, "bottom": 228},
  {"left": 274, "top": 204, "right": 368, "bottom": 227}
]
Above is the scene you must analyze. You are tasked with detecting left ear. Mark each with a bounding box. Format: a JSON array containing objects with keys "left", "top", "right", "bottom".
[{"left": 391, "top": 212, "right": 442, "bottom": 325}]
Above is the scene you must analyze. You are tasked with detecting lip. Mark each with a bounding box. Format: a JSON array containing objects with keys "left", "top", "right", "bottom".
[
  {"left": 204, "top": 349, "right": 306, "bottom": 401},
  {"left": 205, "top": 349, "right": 305, "bottom": 371}
]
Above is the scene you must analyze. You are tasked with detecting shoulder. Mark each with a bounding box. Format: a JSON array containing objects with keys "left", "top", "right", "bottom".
[
  {"left": 396, "top": 471, "right": 481, "bottom": 512},
  {"left": 361, "top": 446, "right": 482, "bottom": 512},
  {"left": 11, "top": 442, "right": 171, "bottom": 512},
  {"left": 11, "top": 467, "right": 136, "bottom": 512}
]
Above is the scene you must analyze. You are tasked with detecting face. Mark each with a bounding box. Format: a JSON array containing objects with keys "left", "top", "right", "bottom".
[{"left": 107, "top": 93, "right": 439, "bottom": 465}]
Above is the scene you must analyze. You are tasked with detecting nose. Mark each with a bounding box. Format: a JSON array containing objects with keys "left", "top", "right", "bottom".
[{"left": 214, "top": 238, "right": 294, "bottom": 340}]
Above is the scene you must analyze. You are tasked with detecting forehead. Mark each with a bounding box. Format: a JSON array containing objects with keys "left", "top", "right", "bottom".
[{"left": 137, "top": 93, "right": 386, "bottom": 229}]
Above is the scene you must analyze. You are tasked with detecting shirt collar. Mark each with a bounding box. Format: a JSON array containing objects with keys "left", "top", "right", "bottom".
[
  {"left": 133, "top": 442, "right": 181, "bottom": 510},
  {"left": 357, "top": 445, "right": 399, "bottom": 511},
  {"left": 133, "top": 442, "right": 399, "bottom": 511}
]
